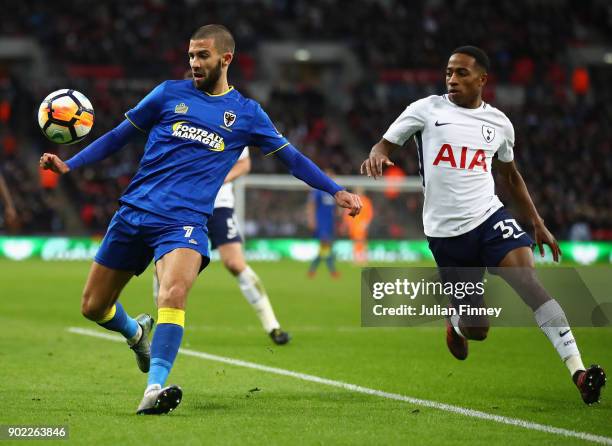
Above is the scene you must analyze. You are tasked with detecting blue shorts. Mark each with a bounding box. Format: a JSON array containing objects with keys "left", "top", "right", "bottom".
[
  {"left": 427, "top": 207, "right": 534, "bottom": 268},
  {"left": 207, "top": 207, "right": 242, "bottom": 249},
  {"left": 315, "top": 230, "right": 333, "bottom": 242},
  {"left": 314, "top": 223, "right": 334, "bottom": 242},
  {"left": 95, "top": 205, "right": 210, "bottom": 276}
]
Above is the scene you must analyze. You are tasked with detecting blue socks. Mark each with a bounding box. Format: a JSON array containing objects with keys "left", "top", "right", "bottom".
[
  {"left": 326, "top": 252, "right": 337, "bottom": 273},
  {"left": 98, "top": 304, "right": 186, "bottom": 389},
  {"left": 97, "top": 302, "right": 139, "bottom": 340},
  {"left": 147, "top": 308, "right": 185, "bottom": 388},
  {"left": 309, "top": 256, "right": 322, "bottom": 273}
]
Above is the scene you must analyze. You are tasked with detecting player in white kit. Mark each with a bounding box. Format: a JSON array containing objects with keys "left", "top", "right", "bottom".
[
  {"left": 154, "top": 148, "right": 290, "bottom": 345},
  {"left": 361, "top": 46, "right": 605, "bottom": 404}
]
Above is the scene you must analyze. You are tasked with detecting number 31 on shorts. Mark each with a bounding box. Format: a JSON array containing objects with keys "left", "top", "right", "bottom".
[{"left": 493, "top": 219, "right": 525, "bottom": 239}]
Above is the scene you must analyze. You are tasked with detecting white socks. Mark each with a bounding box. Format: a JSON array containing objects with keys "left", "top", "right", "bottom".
[
  {"left": 450, "top": 313, "right": 465, "bottom": 338},
  {"left": 534, "top": 299, "right": 585, "bottom": 376},
  {"left": 237, "top": 266, "right": 280, "bottom": 333}
]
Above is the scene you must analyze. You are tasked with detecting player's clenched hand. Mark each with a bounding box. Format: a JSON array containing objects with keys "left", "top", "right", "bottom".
[
  {"left": 334, "top": 190, "right": 362, "bottom": 217},
  {"left": 534, "top": 221, "right": 562, "bottom": 262},
  {"left": 39, "top": 153, "right": 70, "bottom": 175}
]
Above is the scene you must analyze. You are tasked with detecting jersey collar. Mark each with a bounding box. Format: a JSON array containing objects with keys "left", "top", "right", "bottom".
[
  {"left": 442, "top": 94, "right": 487, "bottom": 110},
  {"left": 204, "top": 86, "right": 235, "bottom": 97}
]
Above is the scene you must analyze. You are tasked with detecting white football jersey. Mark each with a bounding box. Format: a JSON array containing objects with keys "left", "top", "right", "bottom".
[
  {"left": 383, "top": 95, "right": 514, "bottom": 237},
  {"left": 213, "top": 147, "right": 249, "bottom": 209}
]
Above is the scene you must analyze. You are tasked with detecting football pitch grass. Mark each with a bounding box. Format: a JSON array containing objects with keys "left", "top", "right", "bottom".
[{"left": 1, "top": 259, "right": 610, "bottom": 445}]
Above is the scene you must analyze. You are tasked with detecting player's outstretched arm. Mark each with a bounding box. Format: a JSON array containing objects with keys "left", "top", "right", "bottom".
[
  {"left": 39, "top": 119, "right": 141, "bottom": 175},
  {"left": 360, "top": 138, "right": 399, "bottom": 179},
  {"left": 274, "top": 145, "right": 362, "bottom": 217},
  {"left": 494, "top": 159, "right": 562, "bottom": 261}
]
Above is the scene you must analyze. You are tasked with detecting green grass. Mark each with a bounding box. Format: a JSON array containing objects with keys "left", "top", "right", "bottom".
[{"left": 0, "top": 259, "right": 610, "bottom": 445}]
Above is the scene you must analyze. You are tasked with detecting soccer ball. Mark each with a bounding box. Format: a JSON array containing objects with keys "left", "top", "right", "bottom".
[{"left": 38, "top": 89, "right": 94, "bottom": 144}]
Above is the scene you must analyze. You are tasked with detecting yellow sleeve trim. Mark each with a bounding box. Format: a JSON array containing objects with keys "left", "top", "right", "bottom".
[
  {"left": 158, "top": 307, "right": 185, "bottom": 327},
  {"left": 124, "top": 113, "right": 146, "bottom": 133},
  {"left": 96, "top": 304, "right": 117, "bottom": 324},
  {"left": 264, "top": 142, "right": 290, "bottom": 157}
]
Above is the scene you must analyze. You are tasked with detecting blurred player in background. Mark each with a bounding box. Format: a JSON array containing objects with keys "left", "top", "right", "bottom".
[
  {"left": 361, "top": 46, "right": 605, "bottom": 404},
  {"left": 153, "top": 147, "right": 290, "bottom": 345},
  {"left": 0, "top": 170, "right": 18, "bottom": 231},
  {"left": 307, "top": 170, "right": 339, "bottom": 278},
  {"left": 41, "top": 24, "right": 361, "bottom": 415},
  {"left": 342, "top": 187, "right": 373, "bottom": 265}
]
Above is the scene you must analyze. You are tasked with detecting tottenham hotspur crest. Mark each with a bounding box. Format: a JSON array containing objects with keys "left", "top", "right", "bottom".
[
  {"left": 482, "top": 124, "right": 495, "bottom": 143},
  {"left": 223, "top": 111, "right": 237, "bottom": 128}
]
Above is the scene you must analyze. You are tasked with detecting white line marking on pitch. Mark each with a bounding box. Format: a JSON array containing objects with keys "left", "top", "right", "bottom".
[{"left": 68, "top": 327, "right": 611, "bottom": 445}]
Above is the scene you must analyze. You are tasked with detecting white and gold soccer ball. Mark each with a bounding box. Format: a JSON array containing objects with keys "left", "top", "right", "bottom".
[{"left": 38, "top": 89, "right": 95, "bottom": 144}]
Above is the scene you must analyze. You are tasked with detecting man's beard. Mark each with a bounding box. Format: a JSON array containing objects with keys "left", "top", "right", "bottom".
[{"left": 195, "top": 60, "right": 222, "bottom": 93}]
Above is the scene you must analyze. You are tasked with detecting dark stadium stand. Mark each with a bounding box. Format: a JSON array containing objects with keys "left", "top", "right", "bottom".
[{"left": 1, "top": 0, "right": 610, "bottom": 239}]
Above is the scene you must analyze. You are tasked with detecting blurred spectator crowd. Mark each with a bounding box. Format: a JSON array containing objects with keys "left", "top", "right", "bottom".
[{"left": 0, "top": 0, "right": 610, "bottom": 239}]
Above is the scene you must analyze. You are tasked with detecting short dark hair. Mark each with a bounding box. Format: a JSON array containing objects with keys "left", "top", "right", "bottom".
[
  {"left": 191, "top": 24, "right": 235, "bottom": 54},
  {"left": 451, "top": 46, "right": 490, "bottom": 72}
]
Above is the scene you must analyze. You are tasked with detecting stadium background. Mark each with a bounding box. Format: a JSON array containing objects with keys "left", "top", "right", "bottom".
[{"left": 0, "top": 0, "right": 610, "bottom": 264}]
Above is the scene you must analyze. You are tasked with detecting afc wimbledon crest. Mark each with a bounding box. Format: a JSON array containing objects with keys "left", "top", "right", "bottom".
[
  {"left": 482, "top": 124, "right": 495, "bottom": 143},
  {"left": 223, "top": 111, "right": 237, "bottom": 128}
]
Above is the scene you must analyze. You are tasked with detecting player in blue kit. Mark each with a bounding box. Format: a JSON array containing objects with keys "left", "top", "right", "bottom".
[
  {"left": 152, "top": 147, "right": 291, "bottom": 345},
  {"left": 307, "top": 186, "right": 338, "bottom": 278},
  {"left": 40, "top": 24, "right": 362, "bottom": 415}
]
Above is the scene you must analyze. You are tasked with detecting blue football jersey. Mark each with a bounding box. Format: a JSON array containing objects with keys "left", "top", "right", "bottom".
[
  {"left": 121, "top": 80, "right": 288, "bottom": 222},
  {"left": 312, "top": 189, "right": 335, "bottom": 231}
]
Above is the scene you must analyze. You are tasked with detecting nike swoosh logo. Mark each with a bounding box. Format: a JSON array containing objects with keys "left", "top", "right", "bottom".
[
  {"left": 512, "top": 232, "right": 525, "bottom": 239},
  {"left": 559, "top": 329, "right": 570, "bottom": 337},
  {"left": 435, "top": 121, "right": 453, "bottom": 126}
]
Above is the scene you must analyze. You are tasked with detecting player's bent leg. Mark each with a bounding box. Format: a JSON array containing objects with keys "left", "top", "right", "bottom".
[
  {"left": 445, "top": 316, "right": 468, "bottom": 360},
  {"left": 318, "top": 241, "right": 338, "bottom": 277},
  {"left": 219, "top": 242, "right": 247, "bottom": 276},
  {"left": 81, "top": 261, "right": 133, "bottom": 321},
  {"left": 446, "top": 309, "right": 489, "bottom": 360},
  {"left": 138, "top": 248, "right": 200, "bottom": 414},
  {"left": 443, "top": 265, "right": 489, "bottom": 360},
  {"left": 497, "top": 247, "right": 581, "bottom": 368},
  {"left": 496, "top": 247, "right": 606, "bottom": 404},
  {"left": 496, "top": 246, "right": 549, "bottom": 311},
  {"left": 308, "top": 242, "right": 323, "bottom": 277},
  {"left": 82, "top": 261, "right": 153, "bottom": 372},
  {"left": 219, "top": 243, "right": 290, "bottom": 345},
  {"left": 152, "top": 267, "right": 160, "bottom": 307},
  {"left": 156, "top": 247, "right": 202, "bottom": 308}
]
